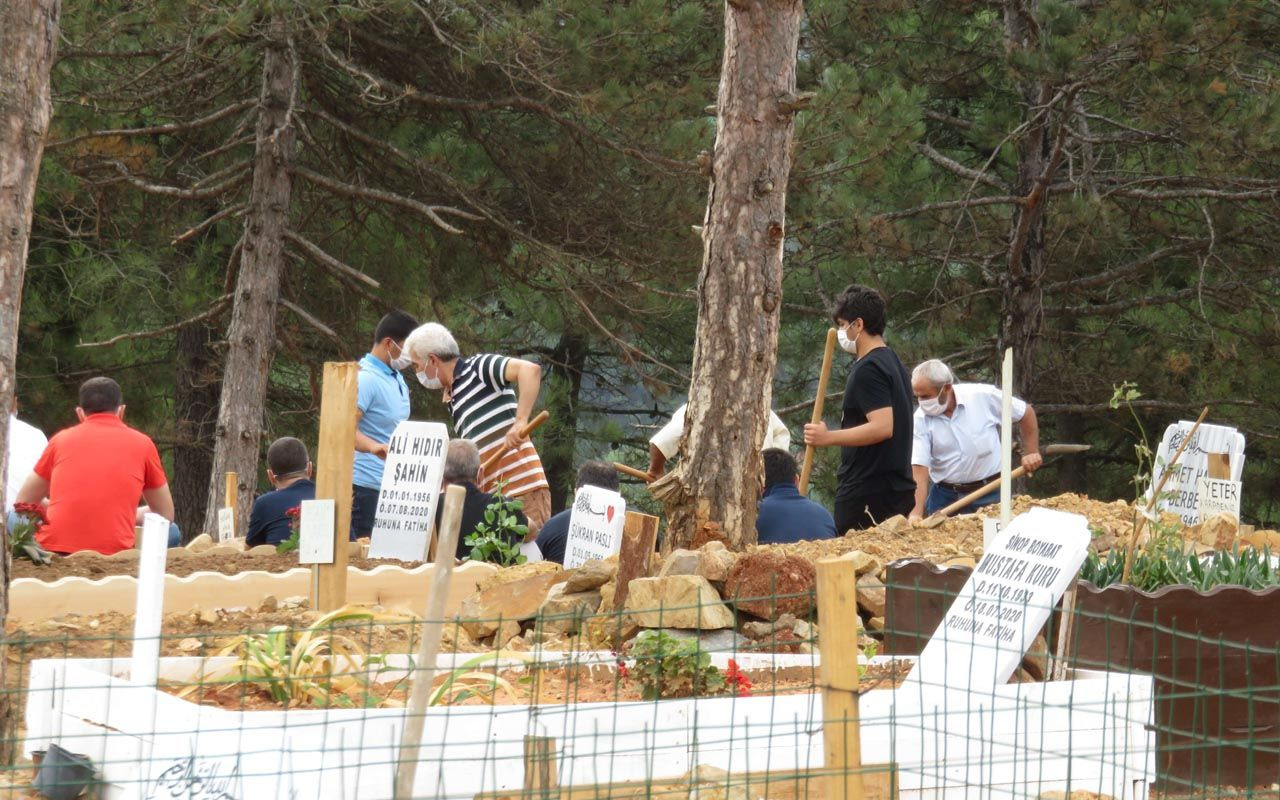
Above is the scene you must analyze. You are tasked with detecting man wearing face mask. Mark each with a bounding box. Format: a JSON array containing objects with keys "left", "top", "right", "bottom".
[
  {"left": 907, "top": 358, "right": 1042, "bottom": 521},
  {"left": 402, "top": 322, "right": 553, "bottom": 536},
  {"left": 803, "top": 284, "right": 915, "bottom": 532},
  {"left": 351, "top": 310, "right": 419, "bottom": 540}
]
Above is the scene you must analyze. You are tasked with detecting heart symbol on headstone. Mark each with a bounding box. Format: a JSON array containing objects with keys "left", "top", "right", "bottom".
[{"left": 606, "top": 506, "right": 615, "bottom": 523}]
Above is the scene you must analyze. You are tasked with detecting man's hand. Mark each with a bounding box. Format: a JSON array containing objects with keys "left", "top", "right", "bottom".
[
  {"left": 372, "top": 442, "right": 389, "bottom": 460},
  {"left": 908, "top": 509, "right": 925, "bottom": 524},
  {"left": 803, "top": 421, "right": 830, "bottom": 447},
  {"left": 505, "top": 418, "right": 529, "bottom": 451},
  {"left": 1021, "top": 451, "right": 1043, "bottom": 474}
]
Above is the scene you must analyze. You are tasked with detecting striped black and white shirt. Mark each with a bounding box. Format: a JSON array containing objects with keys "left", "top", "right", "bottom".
[{"left": 446, "top": 354, "right": 549, "bottom": 497}]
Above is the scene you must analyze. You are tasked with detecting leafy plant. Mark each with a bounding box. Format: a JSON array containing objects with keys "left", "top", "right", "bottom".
[
  {"left": 624, "top": 630, "right": 728, "bottom": 700},
  {"left": 10, "top": 502, "right": 52, "bottom": 565},
  {"left": 465, "top": 493, "right": 527, "bottom": 566},
  {"left": 427, "top": 651, "right": 529, "bottom": 706},
  {"left": 1110, "top": 381, "right": 1157, "bottom": 502},
  {"left": 1082, "top": 543, "right": 1280, "bottom": 592},
  {"left": 859, "top": 638, "right": 879, "bottom": 681},
  {"left": 276, "top": 506, "right": 301, "bottom": 554},
  {"left": 182, "top": 605, "right": 412, "bottom": 709}
]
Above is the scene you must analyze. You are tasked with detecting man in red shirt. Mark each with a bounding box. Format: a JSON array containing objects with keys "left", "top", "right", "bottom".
[{"left": 14, "top": 377, "right": 175, "bottom": 555}]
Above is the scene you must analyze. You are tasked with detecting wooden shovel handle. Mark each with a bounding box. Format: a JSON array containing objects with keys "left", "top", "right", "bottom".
[
  {"left": 480, "top": 410, "right": 550, "bottom": 474},
  {"left": 613, "top": 462, "right": 654, "bottom": 483},
  {"left": 799, "top": 328, "right": 839, "bottom": 496},
  {"left": 924, "top": 466, "right": 1028, "bottom": 528}
]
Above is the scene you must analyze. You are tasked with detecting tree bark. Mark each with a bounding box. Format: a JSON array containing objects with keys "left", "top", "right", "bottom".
[
  {"left": 658, "top": 0, "right": 803, "bottom": 550},
  {"left": 0, "top": 0, "right": 60, "bottom": 761},
  {"left": 542, "top": 331, "right": 587, "bottom": 512},
  {"left": 203, "top": 17, "right": 295, "bottom": 537},
  {"left": 174, "top": 320, "right": 219, "bottom": 541},
  {"left": 1000, "top": 0, "right": 1052, "bottom": 398}
]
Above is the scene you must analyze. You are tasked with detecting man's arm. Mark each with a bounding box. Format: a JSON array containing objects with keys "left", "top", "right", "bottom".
[
  {"left": 1018, "top": 405, "right": 1042, "bottom": 473},
  {"left": 141, "top": 483, "right": 175, "bottom": 522},
  {"left": 647, "top": 445, "right": 667, "bottom": 480},
  {"left": 803, "top": 406, "right": 894, "bottom": 448},
  {"left": 14, "top": 473, "right": 49, "bottom": 506},
  {"left": 909, "top": 465, "right": 930, "bottom": 521},
  {"left": 353, "top": 409, "right": 388, "bottom": 459},
  {"left": 503, "top": 358, "right": 542, "bottom": 448}
]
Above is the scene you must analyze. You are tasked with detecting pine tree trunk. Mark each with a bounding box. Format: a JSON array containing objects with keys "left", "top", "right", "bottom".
[
  {"left": 543, "top": 331, "right": 587, "bottom": 512},
  {"left": 203, "top": 17, "right": 295, "bottom": 537},
  {"left": 659, "top": 0, "right": 803, "bottom": 551},
  {"left": 0, "top": 0, "right": 59, "bottom": 762},
  {"left": 1001, "top": 0, "right": 1051, "bottom": 398},
  {"left": 174, "top": 321, "right": 219, "bottom": 541}
]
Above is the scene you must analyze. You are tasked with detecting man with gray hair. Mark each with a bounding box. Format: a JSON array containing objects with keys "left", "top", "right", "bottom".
[
  {"left": 405, "top": 322, "right": 551, "bottom": 535},
  {"left": 436, "top": 438, "right": 527, "bottom": 560},
  {"left": 908, "top": 359, "right": 1042, "bottom": 521}
]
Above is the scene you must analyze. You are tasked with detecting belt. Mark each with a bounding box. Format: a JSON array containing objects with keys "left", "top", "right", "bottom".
[{"left": 937, "top": 474, "right": 1000, "bottom": 494}]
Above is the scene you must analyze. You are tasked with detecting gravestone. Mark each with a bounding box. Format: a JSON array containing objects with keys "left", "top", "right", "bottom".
[
  {"left": 1197, "top": 477, "right": 1241, "bottom": 523},
  {"left": 563, "top": 485, "right": 626, "bottom": 569},
  {"left": 1151, "top": 421, "right": 1245, "bottom": 525},
  {"left": 299, "top": 498, "right": 336, "bottom": 565},
  {"left": 367, "top": 421, "right": 449, "bottom": 561},
  {"left": 904, "top": 507, "right": 1091, "bottom": 691}
]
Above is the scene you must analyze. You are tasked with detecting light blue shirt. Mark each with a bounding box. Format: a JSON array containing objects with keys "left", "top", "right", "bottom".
[{"left": 353, "top": 353, "right": 410, "bottom": 489}]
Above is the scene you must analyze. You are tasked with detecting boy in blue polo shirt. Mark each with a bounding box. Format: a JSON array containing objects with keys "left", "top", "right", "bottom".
[{"left": 351, "top": 310, "right": 419, "bottom": 540}]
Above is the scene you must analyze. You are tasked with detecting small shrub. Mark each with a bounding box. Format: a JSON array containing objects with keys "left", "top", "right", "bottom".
[
  {"left": 465, "top": 494, "right": 527, "bottom": 566},
  {"left": 625, "top": 630, "right": 727, "bottom": 699}
]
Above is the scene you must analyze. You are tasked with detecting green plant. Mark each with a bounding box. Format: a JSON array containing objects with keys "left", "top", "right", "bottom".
[
  {"left": 276, "top": 506, "right": 301, "bottom": 554},
  {"left": 858, "top": 638, "right": 879, "bottom": 681},
  {"left": 625, "top": 630, "right": 727, "bottom": 700},
  {"left": 465, "top": 493, "right": 527, "bottom": 566},
  {"left": 1081, "top": 543, "right": 1280, "bottom": 592},
  {"left": 428, "top": 651, "right": 529, "bottom": 706},
  {"left": 10, "top": 502, "right": 52, "bottom": 565},
  {"left": 1110, "top": 381, "right": 1157, "bottom": 501},
  {"left": 182, "top": 605, "right": 412, "bottom": 708}
]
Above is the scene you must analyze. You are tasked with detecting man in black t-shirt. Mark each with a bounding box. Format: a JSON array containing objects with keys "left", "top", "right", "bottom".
[
  {"left": 803, "top": 284, "right": 916, "bottom": 533},
  {"left": 247, "top": 437, "right": 316, "bottom": 546}
]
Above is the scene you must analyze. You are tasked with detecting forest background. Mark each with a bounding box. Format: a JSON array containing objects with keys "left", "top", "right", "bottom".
[{"left": 17, "top": 0, "right": 1280, "bottom": 539}]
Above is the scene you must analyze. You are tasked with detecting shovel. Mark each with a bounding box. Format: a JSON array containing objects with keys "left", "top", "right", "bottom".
[{"left": 920, "top": 443, "right": 1091, "bottom": 529}]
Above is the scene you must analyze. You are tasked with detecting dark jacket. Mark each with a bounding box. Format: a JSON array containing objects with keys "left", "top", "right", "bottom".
[{"left": 755, "top": 483, "right": 838, "bottom": 544}]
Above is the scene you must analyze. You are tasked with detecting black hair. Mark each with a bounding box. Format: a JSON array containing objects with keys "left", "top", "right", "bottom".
[
  {"left": 762, "top": 448, "right": 796, "bottom": 489},
  {"left": 78, "top": 377, "right": 123, "bottom": 414},
  {"left": 267, "top": 437, "right": 309, "bottom": 476},
  {"left": 831, "top": 284, "right": 888, "bottom": 336},
  {"left": 373, "top": 310, "right": 420, "bottom": 346},
  {"left": 576, "top": 460, "right": 619, "bottom": 492}
]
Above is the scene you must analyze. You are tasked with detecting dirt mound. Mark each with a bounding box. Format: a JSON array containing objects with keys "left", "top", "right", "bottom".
[{"left": 11, "top": 550, "right": 424, "bottom": 582}]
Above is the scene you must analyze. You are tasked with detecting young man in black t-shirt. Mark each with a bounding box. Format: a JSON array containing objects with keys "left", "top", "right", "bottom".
[{"left": 802, "top": 284, "right": 916, "bottom": 533}]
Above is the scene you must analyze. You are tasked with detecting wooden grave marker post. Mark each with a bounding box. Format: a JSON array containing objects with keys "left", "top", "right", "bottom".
[
  {"left": 313, "top": 361, "right": 358, "bottom": 612},
  {"left": 816, "top": 552, "right": 865, "bottom": 800},
  {"left": 611, "top": 511, "right": 659, "bottom": 611}
]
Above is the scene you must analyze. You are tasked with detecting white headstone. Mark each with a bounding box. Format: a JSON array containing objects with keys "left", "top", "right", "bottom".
[
  {"left": 1197, "top": 477, "right": 1242, "bottom": 522},
  {"left": 1151, "top": 421, "right": 1245, "bottom": 525},
  {"left": 299, "top": 498, "right": 336, "bottom": 565},
  {"left": 563, "top": 485, "right": 626, "bottom": 569},
  {"left": 216, "top": 507, "right": 234, "bottom": 543},
  {"left": 905, "top": 507, "right": 1091, "bottom": 691},
  {"left": 368, "top": 422, "right": 449, "bottom": 561},
  {"left": 131, "top": 513, "right": 172, "bottom": 686},
  {"left": 982, "top": 517, "right": 1003, "bottom": 551}
]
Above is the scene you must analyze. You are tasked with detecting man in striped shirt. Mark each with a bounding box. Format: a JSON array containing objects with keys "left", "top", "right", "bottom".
[{"left": 403, "top": 322, "right": 552, "bottom": 535}]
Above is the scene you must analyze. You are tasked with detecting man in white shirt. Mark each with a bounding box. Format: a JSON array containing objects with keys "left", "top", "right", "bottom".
[
  {"left": 908, "top": 359, "right": 1042, "bottom": 521},
  {"left": 647, "top": 403, "right": 791, "bottom": 480},
  {"left": 6, "top": 403, "right": 48, "bottom": 511}
]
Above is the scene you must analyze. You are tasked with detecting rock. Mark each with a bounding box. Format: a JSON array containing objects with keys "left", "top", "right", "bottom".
[
  {"left": 725, "top": 552, "right": 816, "bottom": 621},
  {"left": 855, "top": 575, "right": 887, "bottom": 618},
  {"left": 942, "top": 556, "right": 977, "bottom": 569},
  {"left": 494, "top": 618, "right": 522, "bottom": 649},
  {"left": 475, "top": 561, "right": 564, "bottom": 593},
  {"left": 258, "top": 595, "right": 279, "bottom": 613},
  {"left": 690, "top": 521, "right": 729, "bottom": 550},
  {"left": 876, "top": 515, "right": 911, "bottom": 535},
  {"left": 844, "top": 550, "right": 882, "bottom": 576},
  {"left": 695, "top": 542, "right": 738, "bottom": 584},
  {"left": 281, "top": 595, "right": 310, "bottom": 610},
  {"left": 440, "top": 625, "right": 475, "bottom": 650},
  {"left": 625, "top": 575, "right": 736, "bottom": 630},
  {"left": 867, "top": 616, "right": 885, "bottom": 631},
  {"left": 1193, "top": 512, "right": 1238, "bottom": 550},
  {"left": 178, "top": 637, "right": 203, "bottom": 653},
  {"left": 597, "top": 579, "right": 617, "bottom": 612},
  {"left": 185, "top": 533, "right": 214, "bottom": 553},
  {"left": 459, "top": 569, "right": 566, "bottom": 640},
  {"left": 740, "top": 613, "right": 798, "bottom": 641},
  {"left": 196, "top": 607, "right": 220, "bottom": 625},
  {"left": 660, "top": 627, "right": 746, "bottom": 652},
  {"left": 537, "top": 582, "right": 602, "bottom": 635},
  {"left": 246, "top": 544, "right": 278, "bottom": 556},
  {"left": 563, "top": 559, "right": 615, "bottom": 593},
  {"left": 658, "top": 549, "right": 701, "bottom": 578},
  {"left": 1244, "top": 529, "right": 1280, "bottom": 552},
  {"left": 504, "top": 635, "right": 531, "bottom": 652}
]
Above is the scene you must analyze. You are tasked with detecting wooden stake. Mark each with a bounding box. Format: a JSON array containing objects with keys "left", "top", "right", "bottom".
[
  {"left": 313, "top": 361, "right": 358, "bottom": 612},
  {"left": 1123, "top": 406, "right": 1210, "bottom": 583},
  {"left": 1051, "top": 583, "right": 1078, "bottom": 682},
  {"left": 523, "top": 736, "right": 559, "bottom": 798},
  {"left": 612, "top": 461, "right": 654, "bottom": 483},
  {"left": 224, "top": 471, "right": 237, "bottom": 512},
  {"left": 480, "top": 410, "right": 550, "bottom": 475},
  {"left": 800, "top": 328, "right": 838, "bottom": 496},
  {"left": 611, "top": 511, "right": 659, "bottom": 611},
  {"left": 817, "top": 553, "right": 865, "bottom": 800},
  {"left": 394, "top": 483, "right": 466, "bottom": 800}
]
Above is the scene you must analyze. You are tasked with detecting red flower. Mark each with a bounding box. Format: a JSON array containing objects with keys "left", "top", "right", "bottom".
[
  {"left": 616, "top": 662, "right": 630, "bottom": 679},
  {"left": 725, "top": 659, "right": 752, "bottom": 697},
  {"left": 13, "top": 502, "right": 46, "bottom": 528},
  {"left": 285, "top": 506, "right": 301, "bottom": 529}
]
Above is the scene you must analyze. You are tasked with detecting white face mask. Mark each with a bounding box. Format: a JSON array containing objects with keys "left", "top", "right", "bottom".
[
  {"left": 837, "top": 326, "right": 860, "bottom": 355},
  {"left": 919, "top": 388, "right": 948, "bottom": 417},
  {"left": 388, "top": 342, "right": 412, "bottom": 371},
  {"left": 417, "top": 370, "right": 443, "bottom": 390}
]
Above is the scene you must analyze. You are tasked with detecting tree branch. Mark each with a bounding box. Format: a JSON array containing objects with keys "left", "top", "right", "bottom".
[
  {"left": 874, "top": 195, "right": 1022, "bottom": 221},
  {"left": 283, "top": 229, "right": 380, "bottom": 288},
  {"left": 172, "top": 203, "right": 245, "bottom": 246},
  {"left": 78, "top": 295, "right": 232, "bottom": 348},
  {"left": 912, "top": 142, "right": 1004, "bottom": 189},
  {"left": 107, "top": 160, "right": 250, "bottom": 200},
  {"left": 280, "top": 298, "right": 341, "bottom": 344},
  {"left": 292, "top": 165, "right": 481, "bottom": 234},
  {"left": 47, "top": 99, "right": 256, "bottom": 151}
]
